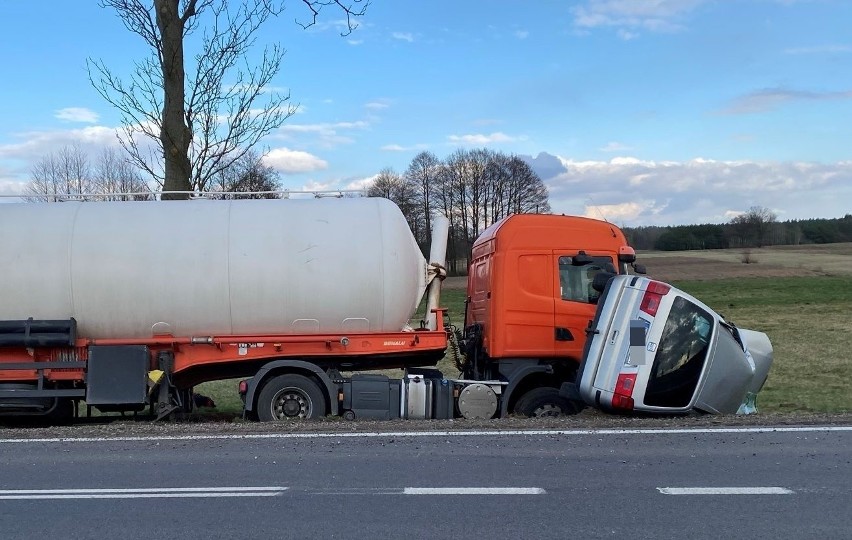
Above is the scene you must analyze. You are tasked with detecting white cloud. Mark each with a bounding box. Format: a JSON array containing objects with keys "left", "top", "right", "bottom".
[
  {"left": 0, "top": 126, "right": 119, "bottom": 162},
  {"left": 572, "top": 0, "right": 706, "bottom": 34},
  {"left": 263, "top": 148, "right": 328, "bottom": 174},
  {"left": 272, "top": 121, "right": 369, "bottom": 147},
  {"left": 392, "top": 32, "right": 414, "bottom": 42},
  {"left": 381, "top": 144, "right": 406, "bottom": 152},
  {"left": 583, "top": 201, "right": 649, "bottom": 222},
  {"left": 365, "top": 100, "right": 390, "bottom": 110},
  {"left": 295, "top": 175, "right": 375, "bottom": 193},
  {"left": 343, "top": 176, "right": 375, "bottom": 191},
  {"left": 721, "top": 87, "right": 852, "bottom": 114},
  {"left": 55, "top": 107, "right": 100, "bottom": 123},
  {"left": 599, "top": 141, "right": 633, "bottom": 152},
  {"left": 521, "top": 152, "right": 852, "bottom": 226},
  {"left": 380, "top": 143, "right": 429, "bottom": 152},
  {"left": 514, "top": 30, "right": 529, "bottom": 39},
  {"left": 447, "top": 132, "right": 521, "bottom": 145},
  {"left": 347, "top": 39, "right": 364, "bottom": 45}
]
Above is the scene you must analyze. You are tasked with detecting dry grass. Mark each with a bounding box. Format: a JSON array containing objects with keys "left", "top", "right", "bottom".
[{"left": 638, "top": 242, "right": 852, "bottom": 281}]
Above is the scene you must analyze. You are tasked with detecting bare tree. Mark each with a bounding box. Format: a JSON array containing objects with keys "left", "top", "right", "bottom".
[
  {"left": 384, "top": 149, "right": 552, "bottom": 272},
  {"left": 442, "top": 149, "right": 475, "bottom": 249},
  {"left": 89, "top": 0, "right": 368, "bottom": 199},
  {"left": 463, "top": 148, "right": 492, "bottom": 239},
  {"left": 26, "top": 154, "right": 62, "bottom": 202},
  {"left": 432, "top": 160, "right": 464, "bottom": 273},
  {"left": 93, "top": 147, "right": 155, "bottom": 200},
  {"left": 730, "top": 205, "right": 777, "bottom": 247},
  {"left": 26, "top": 146, "right": 94, "bottom": 202},
  {"left": 366, "top": 168, "right": 421, "bottom": 237},
  {"left": 439, "top": 149, "right": 549, "bottom": 247},
  {"left": 502, "top": 155, "right": 550, "bottom": 215},
  {"left": 212, "top": 149, "right": 281, "bottom": 199},
  {"left": 404, "top": 151, "right": 440, "bottom": 248}
]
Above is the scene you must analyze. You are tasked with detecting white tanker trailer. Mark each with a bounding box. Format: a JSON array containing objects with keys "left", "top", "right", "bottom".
[
  {"left": 0, "top": 196, "right": 461, "bottom": 421},
  {"left": 0, "top": 197, "right": 433, "bottom": 338}
]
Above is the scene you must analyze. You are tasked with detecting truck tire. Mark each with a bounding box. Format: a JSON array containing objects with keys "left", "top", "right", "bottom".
[
  {"left": 46, "top": 398, "right": 75, "bottom": 424},
  {"left": 257, "top": 374, "right": 327, "bottom": 421},
  {"left": 514, "top": 387, "right": 582, "bottom": 418}
]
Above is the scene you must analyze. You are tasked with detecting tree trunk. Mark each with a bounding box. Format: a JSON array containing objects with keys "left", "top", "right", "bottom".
[{"left": 156, "top": 0, "right": 193, "bottom": 199}]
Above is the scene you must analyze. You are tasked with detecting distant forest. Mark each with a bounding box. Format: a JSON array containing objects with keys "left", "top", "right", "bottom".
[{"left": 623, "top": 214, "right": 852, "bottom": 251}]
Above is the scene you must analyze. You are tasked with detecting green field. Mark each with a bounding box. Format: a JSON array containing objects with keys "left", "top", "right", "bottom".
[
  {"left": 671, "top": 276, "right": 852, "bottom": 413},
  {"left": 197, "top": 273, "right": 852, "bottom": 415}
]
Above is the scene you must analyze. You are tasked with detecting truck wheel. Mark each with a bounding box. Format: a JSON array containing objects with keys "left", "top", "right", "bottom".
[
  {"left": 514, "top": 388, "right": 582, "bottom": 418},
  {"left": 257, "top": 374, "right": 327, "bottom": 421},
  {"left": 46, "top": 398, "right": 75, "bottom": 424}
]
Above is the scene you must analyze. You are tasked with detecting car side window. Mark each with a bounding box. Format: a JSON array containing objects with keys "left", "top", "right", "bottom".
[{"left": 558, "top": 255, "right": 615, "bottom": 304}]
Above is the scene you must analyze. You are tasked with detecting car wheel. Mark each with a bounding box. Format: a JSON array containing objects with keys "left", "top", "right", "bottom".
[{"left": 514, "top": 387, "right": 582, "bottom": 418}]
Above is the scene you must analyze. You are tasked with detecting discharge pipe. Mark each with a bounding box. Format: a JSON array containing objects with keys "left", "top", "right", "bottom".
[{"left": 425, "top": 214, "right": 450, "bottom": 331}]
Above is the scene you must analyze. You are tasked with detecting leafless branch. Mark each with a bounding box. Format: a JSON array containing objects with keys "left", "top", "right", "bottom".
[{"left": 297, "top": 0, "right": 369, "bottom": 35}]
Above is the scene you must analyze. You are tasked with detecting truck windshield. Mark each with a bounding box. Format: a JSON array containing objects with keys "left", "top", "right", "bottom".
[
  {"left": 558, "top": 256, "right": 615, "bottom": 304},
  {"left": 644, "top": 296, "right": 713, "bottom": 408}
]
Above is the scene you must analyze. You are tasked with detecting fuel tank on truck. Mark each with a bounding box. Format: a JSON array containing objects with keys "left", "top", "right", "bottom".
[{"left": 0, "top": 197, "right": 429, "bottom": 339}]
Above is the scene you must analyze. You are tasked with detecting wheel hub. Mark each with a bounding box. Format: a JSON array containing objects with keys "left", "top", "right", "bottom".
[
  {"left": 275, "top": 390, "right": 309, "bottom": 418},
  {"left": 532, "top": 404, "right": 562, "bottom": 417}
]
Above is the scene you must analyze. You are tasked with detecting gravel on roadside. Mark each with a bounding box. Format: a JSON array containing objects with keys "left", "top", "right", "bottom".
[{"left": 2, "top": 410, "right": 851, "bottom": 441}]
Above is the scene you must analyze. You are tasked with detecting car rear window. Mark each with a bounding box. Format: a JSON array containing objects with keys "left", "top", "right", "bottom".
[{"left": 644, "top": 296, "right": 713, "bottom": 408}]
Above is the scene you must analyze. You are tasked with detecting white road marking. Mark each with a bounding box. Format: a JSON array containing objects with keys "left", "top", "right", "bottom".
[
  {"left": 0, "top": 493, "right": 282, "bottom": 500},
  {"left": 0, "top": 485, "right": 543, "bottom": 500},
  {"left": 0, "top": 426, "right": 849, "bottom": 444},
  {"left": 0, "top": 486, "right": 287, "bottom": 500},
  {"left": 658, "top": 487, "right": 794, "bottom": 495},
  {"left": 0, "top": 487, "right": 286, "bottom": 494},
  {"left": 404, "top": 487, "right": 545, "bottom": 495}
]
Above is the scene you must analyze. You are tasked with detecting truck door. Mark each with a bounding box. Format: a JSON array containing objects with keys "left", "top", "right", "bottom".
[{"left": 553, "top": 252, "right": 617, "bottom": 361}]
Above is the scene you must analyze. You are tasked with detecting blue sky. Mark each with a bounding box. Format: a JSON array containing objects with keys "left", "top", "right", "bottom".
[{"left": 1, "top": 0, "right": 850, "bottom": 226}]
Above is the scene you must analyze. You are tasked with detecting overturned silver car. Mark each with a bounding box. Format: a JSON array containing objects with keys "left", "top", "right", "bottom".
[{"left": 569, "top": 275, "right": 773, "bottom": 415}]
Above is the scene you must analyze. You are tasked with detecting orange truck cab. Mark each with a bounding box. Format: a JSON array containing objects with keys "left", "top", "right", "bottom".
[{"left": 459, "top": 213, "right": 640, "bottom": 416}]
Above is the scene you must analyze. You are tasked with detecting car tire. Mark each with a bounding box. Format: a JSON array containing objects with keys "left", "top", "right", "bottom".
[{"left": 514, "top": 387, "right": 583, "bottom": 418}]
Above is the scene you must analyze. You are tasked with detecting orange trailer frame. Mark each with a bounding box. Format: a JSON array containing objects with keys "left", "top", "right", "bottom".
[{"left": 0, "top": 311, "right": 448, "bottom": 392}]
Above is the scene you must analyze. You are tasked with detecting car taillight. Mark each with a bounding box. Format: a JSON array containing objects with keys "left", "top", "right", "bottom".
[
  {"left": 639, "top": 281, "right": 671, "bottom": 317},
  {"left": 612, "top": 372, "right": 636, "bottom": 411}
]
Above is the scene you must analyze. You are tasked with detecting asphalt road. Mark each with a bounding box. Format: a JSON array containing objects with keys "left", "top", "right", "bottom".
[{"left": 0, "top": 426, "right": 849, "bottom": 539}]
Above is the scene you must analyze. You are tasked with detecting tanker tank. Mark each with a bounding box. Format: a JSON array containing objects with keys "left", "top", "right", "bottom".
[{"left": 0, "top": 197, "right": 430, "bottom": 339}]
